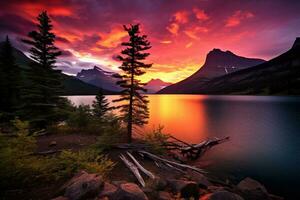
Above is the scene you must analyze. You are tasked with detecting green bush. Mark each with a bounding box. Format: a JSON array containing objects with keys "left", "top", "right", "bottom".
[{"left": 144, "top": 125, "right": 170, "bottom": 154}]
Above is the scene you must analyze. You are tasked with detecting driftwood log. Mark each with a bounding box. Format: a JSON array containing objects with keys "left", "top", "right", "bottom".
[{"left": 119, "top": 154, "right": 146, "bottom": 187}]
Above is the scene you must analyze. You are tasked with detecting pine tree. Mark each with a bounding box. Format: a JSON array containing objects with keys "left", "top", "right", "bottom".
[
  {"left": 114, "top": 24, "right": 152, "bottom": 143},
  {"left": 0, "top": 36, "right": 22, "bottom": 121},
  {"left": 21, "top": 11, "right": 63, "bottom": 128},
  {"left": 92, "top": 90, "right": 111, "bottom": 122}
]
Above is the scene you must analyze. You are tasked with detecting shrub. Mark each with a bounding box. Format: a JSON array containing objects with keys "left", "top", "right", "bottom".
[{"left": 144, "top": 125, "right": 170, "bottom": 154}]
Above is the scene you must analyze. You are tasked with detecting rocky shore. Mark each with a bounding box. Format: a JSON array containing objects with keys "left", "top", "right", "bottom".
[{"left": 52, "top": 170, "right": 283, "bottom": 200}]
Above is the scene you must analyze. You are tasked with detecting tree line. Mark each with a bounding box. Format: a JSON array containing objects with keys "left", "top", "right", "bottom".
[{"left": 0, "top": 11, "right": 152, "bottom": 142}]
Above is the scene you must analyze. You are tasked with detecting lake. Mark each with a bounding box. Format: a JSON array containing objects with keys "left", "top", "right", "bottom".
[{"left": 67, "top": 95, "right": 300, "bottom": 198}]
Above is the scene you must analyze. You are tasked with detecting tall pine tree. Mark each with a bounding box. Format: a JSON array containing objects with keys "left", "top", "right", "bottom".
[
  {"left": 0, "top": 36, "right": 22, "bottom": 121},
  {"left": 22, "top": 11, "right": 62, "bottom": 128},
  {"left": 114, "top": 24, "right": 152, "bottom": 143},
  {"left": 92, "top": 90, "right": 111, "bottom": 122}
]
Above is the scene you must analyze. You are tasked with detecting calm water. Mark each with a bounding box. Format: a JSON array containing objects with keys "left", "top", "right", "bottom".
[{"left": 67, "top": 95, "right": 300, "bottom": 198}]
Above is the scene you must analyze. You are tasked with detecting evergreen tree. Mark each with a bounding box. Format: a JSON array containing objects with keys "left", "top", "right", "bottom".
[
  {"left": 21, "top": 11, "right": 62, "bottom": 128},
  {"left": 114, "top": 24, "right": 152, "bottom": 143},
  {"left": 0, "top": 36, "right": 22, "bottom": 121},
  {"left": 92, "top": 90, "right": 111, "bottom": 121}
]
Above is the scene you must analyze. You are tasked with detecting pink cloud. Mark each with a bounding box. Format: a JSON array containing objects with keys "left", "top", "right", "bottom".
[
  {"left": 193, "top": 8, "right": 209, "bottom": 21},
  {"left": 225, "top": 10, "right": 254, "bottom": 27}
]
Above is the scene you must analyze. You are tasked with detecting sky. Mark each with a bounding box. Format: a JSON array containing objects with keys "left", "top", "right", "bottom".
[{"left": 0, "top": 0, "right": 300, "bottom": 83}]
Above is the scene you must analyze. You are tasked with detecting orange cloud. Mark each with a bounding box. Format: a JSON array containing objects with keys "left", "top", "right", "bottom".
[
  {"left": 160, "top": 40, "right": 172, "bottom": 44},
  {"left": 97, "top": 27, "right": 127, "bottom": 48},
  {"left": 166, "top": 23, "right": 179, "bottom": 35},
  {"left": 184, "top": 26, "right": 208, "bottom": 40},
  {"left": 185, "top": 42, "right": 193, "bottom": 48},
  {"left": 225, "top": 10, "right": 254, "bottom": 27},
  {"left": 193, "top": 8, "right": 209, "bottom": 21},
  {"left": 173, "top": 11, "right": 189, "bottom": 24}
]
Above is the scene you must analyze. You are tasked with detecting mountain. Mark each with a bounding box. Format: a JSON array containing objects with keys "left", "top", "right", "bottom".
[
  {"left": 189, "top": 38, "right": 300, "bottom": 95},
  {"left": 144, "top": 79, "right": 172, "bottom": 93},
  {"left": 76, "top": 66, "right": 121, "bottom": 92},
  {"left": 0, "top": 42, "right": 112, "bottom": 95},
  {"left": 158, "top": 49, "right": 265, "bottom": 94}
]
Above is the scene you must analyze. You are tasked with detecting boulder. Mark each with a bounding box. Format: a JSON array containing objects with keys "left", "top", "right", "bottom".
[
  {"left": 187, "top": 170, "right": 212, "bottom": 188},
  {"left": 98, "top": 182, "right": 117, "bottom": 198},
  {"left": 49, "top": 141, "right": 57, "bottom": 147},
  {"left": 167, "top": 179, "right": 199, "bottom": 199},
  {"left": 158, "top": 191, "right": 173, "bottom": 200},
  {"left": 111, "top": 183, "right": 148, "bottom": 200},
  {"left": 147, "top": 177, "right": 168, "bottom": 190},
  {"left": 237, "top": 177, "right": 269, "bottom": 200},
  {"left": 237, "top": 178, "right": 267, "bottom": 193},
  {"left": 62, "top": 171, "right": 104, "bottom": 200},
  {"left": 200, "top": 191, "right": 244, "bottom": 200}
]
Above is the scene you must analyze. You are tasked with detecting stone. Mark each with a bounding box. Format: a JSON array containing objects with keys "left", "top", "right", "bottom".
[
  {"left": 98, "top": 182, "right": 117, "bottom": 198},
  {"left": 110, "top": 183, "right": 148, "bottom": 200},
  {"left": 237, "top": 177, "right": 269, "bottom": 200},
  {"left": 49, "top": 141, "right": 57, "bottom": 147},
  {"left": 62, "top": 171, "right": 104, "bottom": 200},
  {"left": 158, "top": 191, "right": 173, "bottom": 200},
  {"left": 237, "top": 177, "right": 267, "bottom": 193},
  {"left": 187, "top": 170, "right": 212, "bottom": 188},
  {"left": 200, "top": 191, "right": 244, "bottom": 200},
  {"left": 207, "top": 186, "right": 226, "bottom": 192},
  {"left": 167, "top": 179, "right": 199, "bottom": 199},
  {"left": 147, "top": 177, "right": 168, "bottom": 190}
]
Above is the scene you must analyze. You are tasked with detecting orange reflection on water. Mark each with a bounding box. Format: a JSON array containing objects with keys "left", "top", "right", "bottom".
[{"left": 145, "top": 95, "right": 209, "bottom": 143}]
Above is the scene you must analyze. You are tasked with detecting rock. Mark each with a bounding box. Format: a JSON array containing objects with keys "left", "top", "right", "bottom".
[
  {"left": 237, "top": 177, "right": 269, "bottom": 200},
  {"left": 62, "top": 171, "right": 104, "bottom": 200},
  {"left": 147, "top": 177, "right": 168, "bottom": 190},
  {"left": 111, "top": 183, "right": 148, "bottom": 200},
  {"left": 208, "top": 186, "right": 226, "bottom": 192},
  {"left": 111, "top": 180, "right": 127, "bottom": 186},
  {"left": 200, "top": 191, "right": 244, "bottom": 200},
  {"left": 167, "top": 179, "right": 199, "bottom": 199},
  {"left": 237, "top": 178, "right": 267, "bottom": 193},
  {"left": 49, "top": 141, "right": 57, "bottom": 147},
  {"left": 158, "top": 191, "right": 173, "bottom": 200},
  {"left": 98, "top": 182, "right": 117, "bottom": 198},
  {"left": 186, "top": 170, "right": 212, "bottom": 188},
  {"left": 51, "top": 196, "right": 69, "bottom": 200}
]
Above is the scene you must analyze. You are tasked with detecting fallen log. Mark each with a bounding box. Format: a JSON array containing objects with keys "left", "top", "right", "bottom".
[
  {"left": 31, "top": 150, "right": 62, "bottom": 155},
  {"left": 119, "top": 154, "right": 146, "bottom": 187},
  {"left": 138, "top": 150, "right": 206, "bottom": 174},
  {"left": 126, "top": 152, "right": 155, "bottom": 179}
]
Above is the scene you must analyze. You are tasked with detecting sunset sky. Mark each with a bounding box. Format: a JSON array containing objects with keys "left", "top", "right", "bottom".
[{"left": 0, "top": 0, "right": 300, "bottom": 83}]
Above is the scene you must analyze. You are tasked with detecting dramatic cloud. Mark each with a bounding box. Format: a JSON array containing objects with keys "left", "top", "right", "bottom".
[
  {"left": 225, "top": 10, "right": 254, "bottom": 27},
  {"left": 0, "top": 0, "right": 300, "bottom": 83}
]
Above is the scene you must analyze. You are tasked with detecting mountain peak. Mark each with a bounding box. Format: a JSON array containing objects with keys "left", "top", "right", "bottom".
[{"left": 292, "top": 37, "right": 300, "bottom": 49}]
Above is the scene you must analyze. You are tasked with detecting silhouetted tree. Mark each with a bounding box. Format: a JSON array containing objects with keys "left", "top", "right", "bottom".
[
  {"left": 92, "top": 90, "right": 111, "bottom": 121},
  {"left": 114, "top": 24, "right": 152, "bottom": 142},
  {"left": 0, "top": 36, "right": 23, "bottom": 121},
  {"left": 22, "top": 11, "right": 63, "bottom": 128}
]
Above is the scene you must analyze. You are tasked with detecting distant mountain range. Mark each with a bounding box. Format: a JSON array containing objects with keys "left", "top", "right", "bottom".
[
  {"left": 159, "top": 38, "right": 300, "bottom": 95},
  {"left": 144, "top": 79, "right": 172, "bottom": 93},
  {"left": 76, "top": 67, "right": 171, "bottom": 93},
  {"left": 1, "top": 43, "right": 113, "bottom": 95},
  {"left": 76, "top": 66, "right": 121, "bottom": 92},
  {"left": 158, "top": 48, "right": 265, "bottom": 94}
]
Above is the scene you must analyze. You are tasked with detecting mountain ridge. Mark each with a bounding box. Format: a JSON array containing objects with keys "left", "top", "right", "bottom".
[{"left": 158, "top": 48, "right": 265, "bottom": 94}]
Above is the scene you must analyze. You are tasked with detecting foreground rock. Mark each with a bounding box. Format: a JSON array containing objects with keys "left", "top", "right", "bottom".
[
  {"left": 61, "top": 171, "right": 104, "bottom": 200},
  {"left": 200, "top": 191, "right": 244, "bottom": 200},
  {"left": 167, "top": 179, "right": 199, "bottom": 199},
  {"left": 98, "top": 182, "right": 118, "bottom": 198},
  {"left": 111, "top": 183, "right": 148, "bottom": 200},
  {"left": 237, "top": 177, "right": 269, "bottom": 200}
]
